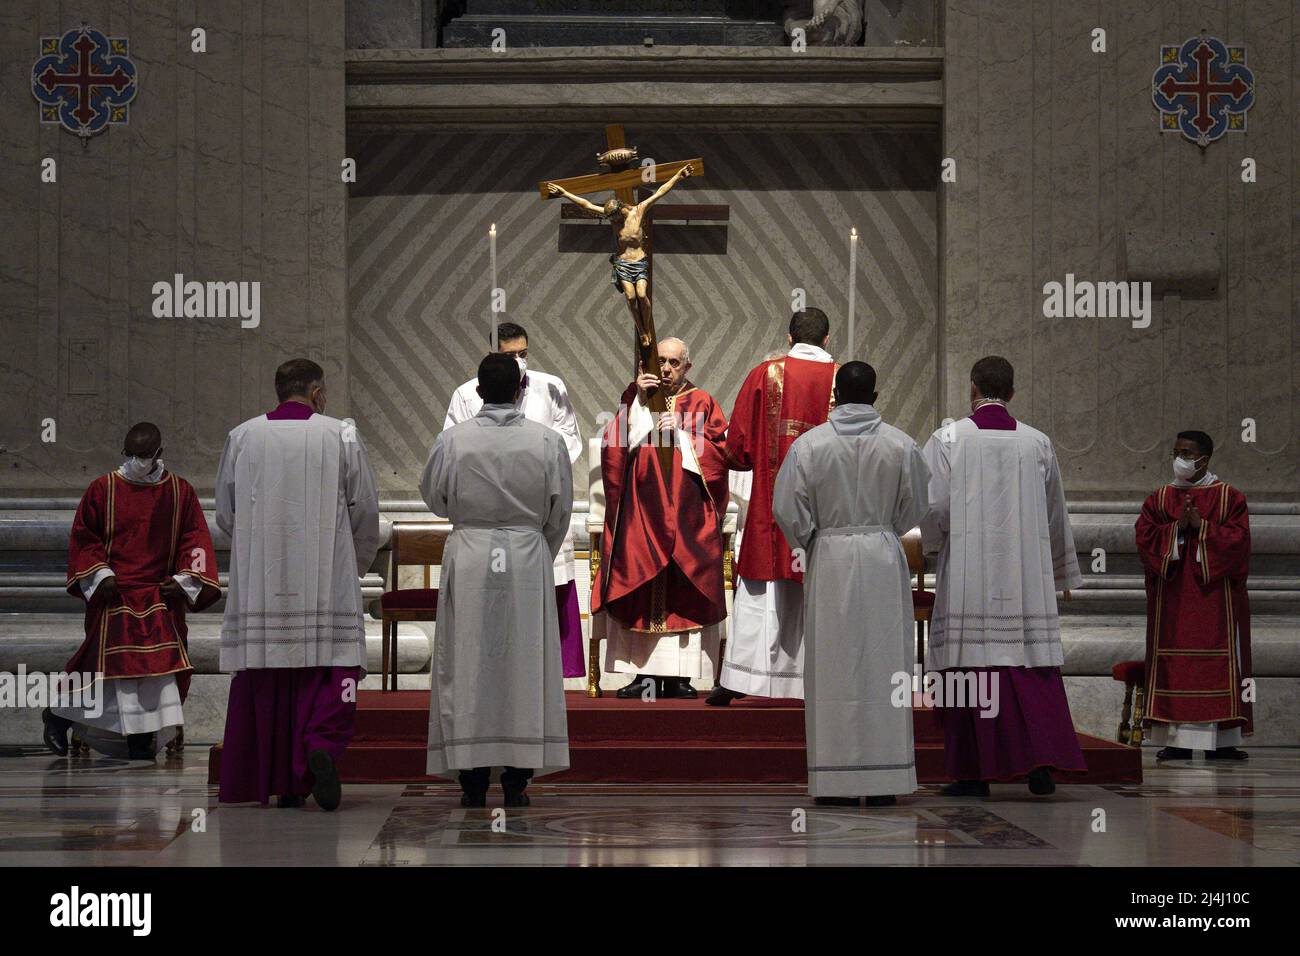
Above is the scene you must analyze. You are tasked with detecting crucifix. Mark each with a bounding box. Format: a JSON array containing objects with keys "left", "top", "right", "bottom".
[{"left": 538, "top": 125, "right": 727, "bottom": 467}]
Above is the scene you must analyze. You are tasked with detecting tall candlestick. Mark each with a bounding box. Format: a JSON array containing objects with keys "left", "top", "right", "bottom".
[
  {"left": 489, "top": 223, "right": 498, "bottom": 351},
  {"left": 848, "top": 226, "right": 858, "bottom": 359}
]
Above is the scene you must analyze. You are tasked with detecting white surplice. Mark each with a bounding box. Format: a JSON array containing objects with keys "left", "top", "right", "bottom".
[
  {"left": 421, "top": 404, "right": 573, "bottom": 776},
  {"left": 445, "top": 370, "right": 582, "bottom": 585},
  {"left": 216, "top": 413, "right": 380, "bottom": 671},
  {"left": 718, "top": 341, "right": 835, "bottom": 700},
  {"left": 773, "top": 404, "right": 930, "bottom": 798},
  {"left": 920, "top": 413, "right": 1083, "bottom": 670}
]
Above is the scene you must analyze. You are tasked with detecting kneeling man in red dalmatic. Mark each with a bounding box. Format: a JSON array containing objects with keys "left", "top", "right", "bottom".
[
  {"left": 1137, "top": 429, "right": 1252, "bottom": 761},
  {"left": 44, "top": 422, "right": 220, "bottom": 760}
]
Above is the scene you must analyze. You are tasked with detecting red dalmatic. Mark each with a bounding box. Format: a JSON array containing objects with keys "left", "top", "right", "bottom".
[
  {"left": 65, "top": 472, "right": 221, "bottom": 698},
  {"left": 1136, "top": 481, "right": 1253, "bottom": 733},
  {"left": 724, "top": 355, "right": 836, "bottom": 582},
  {"left": 592, "top": 383, "right": 730, "bottom": 632}
]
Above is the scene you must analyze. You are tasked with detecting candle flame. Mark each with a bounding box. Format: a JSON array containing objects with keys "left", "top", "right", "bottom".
[
  {"left": 851, "top": 227, "right": 858, "bottom": 239},
  {"left": 489, "top": 223, "right": 496, "bottom": 236}
]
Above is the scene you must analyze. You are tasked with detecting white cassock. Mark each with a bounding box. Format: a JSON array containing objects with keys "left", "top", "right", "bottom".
[
  {"left": 445, "top": 370, "right": 582, "bottom": 586},
  {"left": 421, "top": 404, "right": 573, "bottom": 776},
  {"left": 773, "top": 404, "right": 930, "bottom": 798},
  {"left": 216, "top": 414, "right": 380, "bottom": 671},
  {"left": 919, "top": 414, "right": 1083, "bottom": 671}
]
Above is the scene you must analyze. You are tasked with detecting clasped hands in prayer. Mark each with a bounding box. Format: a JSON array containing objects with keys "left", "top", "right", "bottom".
[
  {"left": 1177, "top": 499, "right": 1203, "bottom": 531},
  {"left": 95, "top": 575, "right": 185, "bottom": 604}
]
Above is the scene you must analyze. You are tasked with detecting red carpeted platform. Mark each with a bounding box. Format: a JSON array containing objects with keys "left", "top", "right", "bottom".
[{"left": 207, "top": 690, "right": 1142, "bottom": 785}]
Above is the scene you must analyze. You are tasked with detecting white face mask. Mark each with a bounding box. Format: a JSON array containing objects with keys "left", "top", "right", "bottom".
[
  {"left": 1172, "top": 456, "right": 1203, "bottom": 481},
  {"left": 514, "top": 355, "right": 527, "bottom": 376},
  {"left": 121, "top": 456, "right": 163, "bottom": 482}
]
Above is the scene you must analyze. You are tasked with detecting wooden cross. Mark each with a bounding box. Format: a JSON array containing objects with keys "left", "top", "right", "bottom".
[{"left": 538, "top": 125, "right": 727, "bottom": 446}]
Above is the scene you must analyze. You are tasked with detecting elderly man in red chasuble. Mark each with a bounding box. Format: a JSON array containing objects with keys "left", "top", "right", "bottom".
[
  {"left": 591, "top": 336, "right": 730, "bottom": 699},
  {"left": 1137, "top": 429, "right": 1253, "bottom": 761}
]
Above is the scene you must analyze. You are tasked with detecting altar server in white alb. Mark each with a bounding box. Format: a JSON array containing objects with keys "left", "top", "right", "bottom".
[
  {"left": 772, "top": 362, "right": 930, "bottom": 806},
  {"left": 445, "top": 321, "right": 585, "bottom": 679},
  {"left": 423, "top": 353, "right": 574, "bottom": 808},
  {"left": 921, "top": 356, "right": 1086, "bottom": 797},
  {"left": 216, "top": 358, "right": 381, "bottom": 811}
]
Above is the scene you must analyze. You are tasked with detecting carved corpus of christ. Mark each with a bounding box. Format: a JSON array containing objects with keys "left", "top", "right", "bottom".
[{"left": 546, "top": 163, "right": 693, "bottom": 349}]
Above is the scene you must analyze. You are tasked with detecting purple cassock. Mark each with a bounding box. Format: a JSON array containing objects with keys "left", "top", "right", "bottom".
[
  {"left": 217, "top": 400, "right": 360, "bottom": 804},
  {"left": 557, "top": 582, "right": 584, "bottom": 678},
  {"left": 938, "top": 403, "right": 1087, "bottom": 781}
]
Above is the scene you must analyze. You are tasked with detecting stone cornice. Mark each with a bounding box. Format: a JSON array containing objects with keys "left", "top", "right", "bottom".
[{"left": 345, "top": 45, "right": 944, "bottom": 131}]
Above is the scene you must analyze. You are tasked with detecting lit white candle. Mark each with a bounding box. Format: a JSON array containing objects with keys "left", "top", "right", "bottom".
[
  {"left": 848, "top": 226, "right": 858, "bottom": 358},
  {"left": 489, "top": 223, "right": 498, "bottom": 351}
]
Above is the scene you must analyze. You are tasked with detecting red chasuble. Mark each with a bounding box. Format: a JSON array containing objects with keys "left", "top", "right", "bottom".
[
  {"left": 724, "top": 356, "right": 836, "bottom": 582},
  {"left": 65, "top": 471, "right": 220, "bottom": 698},
  {"left": 592, "top": 383, "right": 730, "bottom": 632},
  {"left": 1136, "top": 481, "right": 1253, "bottom": 733}
]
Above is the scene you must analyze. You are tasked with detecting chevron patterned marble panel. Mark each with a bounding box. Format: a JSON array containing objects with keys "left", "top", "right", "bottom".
[{"left": 348, "top": 130, "right": 939, "bottom": 494}]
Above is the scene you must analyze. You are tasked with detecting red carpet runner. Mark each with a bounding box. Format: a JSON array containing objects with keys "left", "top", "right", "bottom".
[{"left": 207, "top": 690, "right": 1142, "bottom": 785}]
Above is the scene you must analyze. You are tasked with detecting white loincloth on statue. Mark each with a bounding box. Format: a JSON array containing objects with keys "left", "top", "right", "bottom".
[
  {"left": 52, "top": 675, "right": 182, "bottom": 755},
  {"left": 718, "top": 577, "right": 804, "bottom": 698},
  {"left": 1151, "top": 722, "right": 1243, "bottom": 751},
  {"left": 601, "top": 613, "right": 722, "bottom": 680}
]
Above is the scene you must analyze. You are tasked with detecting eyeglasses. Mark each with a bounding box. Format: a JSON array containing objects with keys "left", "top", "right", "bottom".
[{"left": 501, "top": 348, "right": 528, "bottom": 359}]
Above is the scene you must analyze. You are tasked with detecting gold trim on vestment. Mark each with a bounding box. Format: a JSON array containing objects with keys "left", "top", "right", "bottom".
[
  {"left": 764, "top": 360, "right": 784, "bottom": 477},
  {"left": 105, "top": 473, "right": 117, "bottom": 565}
]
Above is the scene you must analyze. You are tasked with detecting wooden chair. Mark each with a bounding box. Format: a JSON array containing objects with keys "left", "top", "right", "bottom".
[
  {"left": 901, "top": 528, "right": 933, "bottom": 673},
  {"left": 379, "top": 522, "right": 450, "bottom": 692},
  {"left": 1111, "top": 660, "right": 1148, "bottom": 746}
]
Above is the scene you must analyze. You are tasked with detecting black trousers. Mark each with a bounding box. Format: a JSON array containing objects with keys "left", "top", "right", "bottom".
[{"left": 459, "top": 767, "right": 533, "bottom": 794}]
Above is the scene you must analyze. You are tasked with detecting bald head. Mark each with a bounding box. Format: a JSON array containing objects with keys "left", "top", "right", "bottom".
[
  {"left": 123, "top": 421, "right": 162, "bottom": 458},
  {"left": 834, "top": 361, "right": 878, "bottom": 406}
]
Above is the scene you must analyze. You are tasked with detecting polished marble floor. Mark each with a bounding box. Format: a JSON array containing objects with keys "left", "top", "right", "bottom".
[{"left": 0, "top": 747, "right": 1296, "bottom": 866}]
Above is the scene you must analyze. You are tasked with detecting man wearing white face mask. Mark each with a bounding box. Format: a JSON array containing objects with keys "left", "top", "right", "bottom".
[
  {"left": 1136, "top": 431, "right": 1253, "bottom": 761},
  {"left": 445, "top": 322, "right": 585, "bottom": 679},
  {"left": 45, "top": 422, "right": 220, "bottom": 760}
]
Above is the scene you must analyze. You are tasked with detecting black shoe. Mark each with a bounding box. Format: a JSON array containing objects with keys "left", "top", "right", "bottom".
[
  {"left": 863, "top": 795, "right": 897, "bottom": 807},
  {"left": 41, "top": 708, "right": 71, "bottom": 756},
  {"left": 1027, "top": 767, "right": 1056, "bottom": 795},
  {"left": 165, "top": 728, "right": 185, "bottom": 756},
  {"left": 1205, "top": 747, "right": 1249, "bottom": 761},
  {"left": 277, "top": 795, "right": 305, "bottom": 808},
  {"left": 813, "top": 796, "right": 860, "bottom": 807},
  {"left": 940, "top": 780, "right": 990, "bottom": 797},
  {"left": 1156, "top": 746, "right": 1193, "bottom": 761},
  {"left": 126, "top": 733, "right": 157, "bottom": 761},
  {"left": 503, "top": 788, "right": 531, "bottom": 808},
  {"left": 307, "top": 749, "right": 342, "bottom": 811},
  {"left": 671, "top": 678, "right": 698, "bottom": 699},
  {"left": 460, "top": 790, "right": 487, "bottom": 808},
  {"left": 617, "top": 675, "right": 656, "bottom": 699},
  {"left": 705, "top": 686, "right": 747, "bottom": 707}
]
